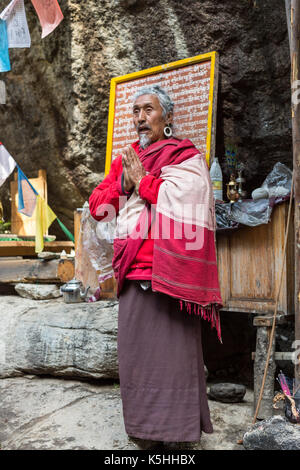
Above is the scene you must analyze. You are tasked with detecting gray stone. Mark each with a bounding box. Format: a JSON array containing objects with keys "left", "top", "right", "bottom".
[
  {"left": 243, "top": 416, "right": 300, "bottom": 450},
  {"left": 0, "top": 376, "right": 254, "bottom": 450},
  {"left": 253, "top": 326, "right": 276, "bottom": 419},
  {"left": 0, "top": 296, "right": 119, "bottom": 380},
  {"left": 37, "top": 252, "right": 61, "bottom": 260},
  {"left": 209, "top": 383, "right": 247, "bottom": 403},
  {"left": 15, "top": 283, "right": 62, "bottom": 300}
]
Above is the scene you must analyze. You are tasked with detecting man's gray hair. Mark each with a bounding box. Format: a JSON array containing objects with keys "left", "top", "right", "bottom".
[{"left": 133, "top": 85, "right": 174, "bottom": 118}]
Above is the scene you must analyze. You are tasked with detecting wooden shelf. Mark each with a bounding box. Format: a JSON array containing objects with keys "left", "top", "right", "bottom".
[{"left": 0, "top": 241, "right": 74, "bottom": 257}]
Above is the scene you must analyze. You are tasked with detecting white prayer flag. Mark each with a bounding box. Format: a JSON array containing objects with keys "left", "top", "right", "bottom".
[
  {"left": 0, "top": 0, "right": 20, "bottom": 21},
  {"left": 0, "top": 81, "right": 5, "bottom": 104},
  {"left": 0, "top": 143, "right": 16, "bottom": 187},
  {"left": 1, "top": 0, "right": 31, "bottom": 48}
]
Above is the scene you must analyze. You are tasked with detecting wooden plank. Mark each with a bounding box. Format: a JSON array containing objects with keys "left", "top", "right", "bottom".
[
  {"left": 291, "top": 0, "right": 300, "bottom": 385},
  {"left": 216, "top": 202, "right": 294, "bottom": 314},
  {"left": 0, "top": 241, "right": 74, "bottom": 257},
  {"left": 74, "top": 209, "right": 83, "bottom": 252},
  {"left": 253, "top": 314, "right": 291, "bottom": 327},
  {"left": 0, "top": 258, "right": 74, "bottom": 283},
  {"left": 57, "top": 259, "right": 75, "bottom": 283}
]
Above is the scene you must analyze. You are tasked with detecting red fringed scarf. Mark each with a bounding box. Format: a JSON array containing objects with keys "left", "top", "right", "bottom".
[{"left": 112, "top": 138, "right": 223, "bottom": 342}]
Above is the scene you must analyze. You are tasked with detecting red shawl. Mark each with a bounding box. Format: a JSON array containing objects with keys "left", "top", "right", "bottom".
[{"left": 112, "top": 138, "right": 223, "bottom": 341}]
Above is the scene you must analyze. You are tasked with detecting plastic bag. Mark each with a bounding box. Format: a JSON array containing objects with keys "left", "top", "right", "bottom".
[
  {"left": 229, "top": 198, "right": 272, "bottom": 227},
  {"left": 216, "top": 162, "right": 292, "bottom": 229},
  {"left": 215, "top": 202, "right": 239, "bottom": 230},
  {"left": 261, "top": 162, "right": 292, "bottom": 198},
  {"left": 75, "top": 204, "right": 115, "bottom": 299}
]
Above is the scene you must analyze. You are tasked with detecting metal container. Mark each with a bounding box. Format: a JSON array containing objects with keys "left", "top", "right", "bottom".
[{"left": 60, "top": 278, "right": 90, "bottom": 303}]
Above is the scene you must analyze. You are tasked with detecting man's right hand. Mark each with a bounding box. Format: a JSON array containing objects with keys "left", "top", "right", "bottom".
[
  {"left": 122, "top": 166, "right": 134, "bottom": 192},
  {"left": 122, "top": 146, "right": 146, "bottom": 192}
]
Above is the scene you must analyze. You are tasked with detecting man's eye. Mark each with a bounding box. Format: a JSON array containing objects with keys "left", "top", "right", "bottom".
[{"left": 146, "top": 107, "right": 152, "bottom": 113}]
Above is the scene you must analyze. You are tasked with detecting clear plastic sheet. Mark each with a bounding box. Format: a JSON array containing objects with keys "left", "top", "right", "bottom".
[
  {"left": 215, "top": 202, "right": 239, "bottom": 231},
  {"left": 229, "top": 198, "right": 272, "bottom": 226},
  {"left": 75, "top": 204, "right": 115, "bottom": 300},
  {"left": 261, "top": 162, "right": 292, "bottom": 198},
  {"left": 216, "top": 162, "right": 292, "bottom": 230}
]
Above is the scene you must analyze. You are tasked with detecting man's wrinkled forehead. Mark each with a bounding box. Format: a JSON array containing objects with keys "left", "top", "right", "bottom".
[{"left": 132, "top": 93, "right": 161, "bottom": 111}]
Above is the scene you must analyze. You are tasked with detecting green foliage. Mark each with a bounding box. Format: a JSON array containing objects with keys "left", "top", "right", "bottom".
[{"left": 0, "top": 220, "right": 11, "bottom": 234}]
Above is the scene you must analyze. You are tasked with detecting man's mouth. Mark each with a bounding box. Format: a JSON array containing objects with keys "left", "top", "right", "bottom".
[{"left": 138, "top": 126, "right": 151, "bottom": 133}]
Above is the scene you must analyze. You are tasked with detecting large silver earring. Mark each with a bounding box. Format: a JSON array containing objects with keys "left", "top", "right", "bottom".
[{"left": 164, "top": 125, "right": 172, "bottom": 138}]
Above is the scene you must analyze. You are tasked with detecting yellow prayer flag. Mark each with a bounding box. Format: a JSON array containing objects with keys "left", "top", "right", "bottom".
[{"left": 35, "top": 195, "right": 57, "bottom": 253}]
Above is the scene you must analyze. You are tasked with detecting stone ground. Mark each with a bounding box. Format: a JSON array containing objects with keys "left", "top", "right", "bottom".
[{"left": 0, "top": 375, "right": 255, "bottom": 450}]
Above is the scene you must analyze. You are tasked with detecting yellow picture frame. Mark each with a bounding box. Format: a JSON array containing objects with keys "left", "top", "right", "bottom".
[{"left": 105, "top": 51, "right": 219, "bottom": 175}]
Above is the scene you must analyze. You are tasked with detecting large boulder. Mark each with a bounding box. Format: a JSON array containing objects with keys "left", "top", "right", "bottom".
[
  {"left": 243, "top": 416, "right": 300, "bottom": 450},
  {"left": 0, "top": 296, "right": 119, "bottom": 380}
]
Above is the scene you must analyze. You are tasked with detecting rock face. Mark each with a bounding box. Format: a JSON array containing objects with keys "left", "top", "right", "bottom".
[
  {"left": 14, "top": 283, "right": 62, "bottom": 300},
  {"left": 0, "top": 296, "right": 119, "bottom": 380},
  {"left": 208, "top": 383, "right": 246, "bottom": 403},
  {"left": 243, "top": 416, "right": 300, "bottom": 450},
  {"left": 0, "top": 0, "right": 291, "bottom": 235}
]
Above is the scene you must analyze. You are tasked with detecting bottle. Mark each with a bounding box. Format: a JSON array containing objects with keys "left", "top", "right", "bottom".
[{"left": 210, "top": 157, "right": 223, "bottom": 201}]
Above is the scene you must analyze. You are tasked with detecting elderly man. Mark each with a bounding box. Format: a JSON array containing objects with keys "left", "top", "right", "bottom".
[{"left": 89, "top": 85, "right": 222, "bottom": 448}]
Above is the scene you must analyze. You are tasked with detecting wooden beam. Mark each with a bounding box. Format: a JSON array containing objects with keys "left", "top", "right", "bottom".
[
  {"left": 0, "top": 258, "right": 74, "bottom": 283},
  {"left": 0, "top": 241, "right": 74, "bottom": 257},
  {"left": 253, "top": 314, "right": 292, "bottom": 327},
  {"left": 291, "top": 0, "right": 300, "bottom": 385}
]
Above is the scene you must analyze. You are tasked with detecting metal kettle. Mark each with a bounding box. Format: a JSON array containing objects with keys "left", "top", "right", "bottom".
[{"left": 60, "top": 278, "right": 90, "bottom": 303}]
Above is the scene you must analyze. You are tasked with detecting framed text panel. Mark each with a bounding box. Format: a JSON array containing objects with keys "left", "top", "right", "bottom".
[{"left": 105, "top": 52, "right": 219, "bottom": 175}]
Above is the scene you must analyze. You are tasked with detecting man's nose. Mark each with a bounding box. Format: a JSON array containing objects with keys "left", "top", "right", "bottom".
[{"left": 138, "top": 109, "right": 146, "bottom": 122}]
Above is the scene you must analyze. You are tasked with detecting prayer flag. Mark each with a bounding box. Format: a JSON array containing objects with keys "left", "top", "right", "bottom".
[
  {"left": 0, "top": 80, "right": 5, "bottom": 103},
  {"left": 1, "top": 0, "right": 31, "bottom": 48},
  {"left": 0, "top": 20, "right": 11, "bottom": 72},
  {"left": 31, "top": 0, "right": 63, "bottom": 39},
  {"left": 56, "top": 217, "right": 74, "bottom": 242},
  {"left": 0, "top": 0, "right": 20, "bottom": 21},
  {"left": 35, "top": 195, "right": 57, "bottom": 253},
  {"left": 17, "top": 166, "right": 38, "bottom": 217},
  {"left": 0, "top": 142, "right": 16, "bottom": 186}
]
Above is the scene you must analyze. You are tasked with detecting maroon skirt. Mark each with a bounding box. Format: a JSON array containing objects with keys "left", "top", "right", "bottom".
[{"left": 118, "top": 281, "right": 213, "bottom": 442}]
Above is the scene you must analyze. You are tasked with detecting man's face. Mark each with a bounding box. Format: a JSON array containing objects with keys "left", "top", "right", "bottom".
[{"left": 133, "top": 94, "right": 168, "bottom": 148}]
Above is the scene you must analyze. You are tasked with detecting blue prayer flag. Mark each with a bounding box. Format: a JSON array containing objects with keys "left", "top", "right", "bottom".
[
  {"left": 17, "top": 166, "right": 38, "bottom": 217},
  {"left": 0, "top": 20, "right": 11, "bottom": 72}
]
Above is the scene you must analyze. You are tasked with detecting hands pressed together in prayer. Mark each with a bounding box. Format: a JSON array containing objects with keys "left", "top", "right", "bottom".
[{"left": 122, "top": 146, "right": 146, "bottom": 193}]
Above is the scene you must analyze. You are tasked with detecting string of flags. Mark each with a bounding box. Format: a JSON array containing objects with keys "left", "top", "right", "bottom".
[
  {"left": 0, "top": 0, "right": 63, "bottom": 74},
  {"left": 0, "top": 142, "right": 74, "bottom": 253}
]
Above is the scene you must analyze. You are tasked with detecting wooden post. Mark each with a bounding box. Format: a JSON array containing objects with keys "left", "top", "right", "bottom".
[{"left": 291, "top": 0, "right": 300, "bottom": 384}]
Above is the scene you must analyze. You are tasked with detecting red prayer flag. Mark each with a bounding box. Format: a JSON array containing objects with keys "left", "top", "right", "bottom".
[{"left": 31, "top": 0, "right": 63, "bottom": 39}]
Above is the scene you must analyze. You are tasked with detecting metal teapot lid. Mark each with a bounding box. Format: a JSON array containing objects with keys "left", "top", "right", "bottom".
[{"left": 61, "top": 278, "right": 82, "bottom": 291}]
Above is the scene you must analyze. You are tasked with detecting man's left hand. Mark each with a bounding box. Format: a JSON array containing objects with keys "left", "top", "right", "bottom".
[{"left": 122, "top": 146, "right": 146, "bottom": 190}]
